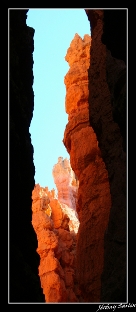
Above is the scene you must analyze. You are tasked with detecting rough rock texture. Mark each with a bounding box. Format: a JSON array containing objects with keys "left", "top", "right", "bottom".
[
  {"left": 9, "top": 9, "right": 44, "bottom": 302},
  {"left": 63, "top": 33, "right": 111, "bottom": 302},
  {"left": 52, "top": 157, "right": 79, "bottom": 233},
  {"left": 52, "top": 157, "right": 78, "bottom": 212},
  {"left": 85, "top": 9, "right": 127, "bottom": 302},
  {"left": 32, "top": 180, "right": 81, "bottom": 302}
]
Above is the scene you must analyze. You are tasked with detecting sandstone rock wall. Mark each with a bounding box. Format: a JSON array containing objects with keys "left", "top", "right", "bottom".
[
  {"left": 63, "top": 33, "right": 111, "bottom": 302},
  {"left": 85, "top": 9, "right": 126, "bottom": 302},
  {"left": 31, "top": 159, "right": 80, "bottom": 302}
]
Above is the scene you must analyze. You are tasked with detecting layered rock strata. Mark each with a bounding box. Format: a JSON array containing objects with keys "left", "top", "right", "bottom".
[
  {"left": 31, "top": 159, "right": 80, "bottom": 302},
  {"left": 85, "top": 9, "right": 127, "bottom": 302},
  {"left": 63, "top": 33, "right": 111, "bottom": 302}
]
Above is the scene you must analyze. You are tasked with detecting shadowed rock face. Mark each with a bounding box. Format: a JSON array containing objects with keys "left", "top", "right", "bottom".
[
  {"left": 9, "top": 9, "right": 44, "bottom": 302},
  {"left": 85, "top": 9, "right": 127, "bottom": 302}
]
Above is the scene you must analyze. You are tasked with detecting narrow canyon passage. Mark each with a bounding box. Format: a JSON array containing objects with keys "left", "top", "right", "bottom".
[
  {"left": 10, "top": 9, "right": 127, "bottom": 304},
  {"left": 31, "top": 33, "right": 111, "bottom": 302}
]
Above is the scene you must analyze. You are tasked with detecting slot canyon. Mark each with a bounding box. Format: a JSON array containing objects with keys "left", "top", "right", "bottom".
[{"left": 9, "top": 9, "right": 127, "bottom": 303}]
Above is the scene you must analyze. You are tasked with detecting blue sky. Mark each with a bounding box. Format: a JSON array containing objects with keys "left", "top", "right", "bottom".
[{"left": 26, "top": 9, "right": 91, "bottom": 191}]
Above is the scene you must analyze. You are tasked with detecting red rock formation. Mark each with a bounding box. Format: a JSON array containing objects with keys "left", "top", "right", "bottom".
[
  {"left": 52, "top": 156, "right": 78, "bottom": 212},
  {"left": 63, "top": 33, "right": 111, "bottom": 302},
  {"left": 31, "top": 159, "right": 80, "bottom": 302},
  {"left": 85, "top": 10, "right": 126, "bottom": 302}
]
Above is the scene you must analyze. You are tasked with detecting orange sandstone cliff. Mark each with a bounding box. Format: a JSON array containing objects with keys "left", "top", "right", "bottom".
[
  {"left": 63, "top": 33, "right": 111, "bottom": 302},
  {"left": 31, "top": 158, "right": 81, "bottom": 302}
]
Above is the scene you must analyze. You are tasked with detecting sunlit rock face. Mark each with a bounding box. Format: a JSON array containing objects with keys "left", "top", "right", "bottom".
[
  {"left": 52, "top": 157, "right": 78, "bottom": 211},
  {"left": 63, "top": 33, "right": 111, "bottom": 302},
  {"left": 31, "top": 159, "right": 80, "bottom": 302}
]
